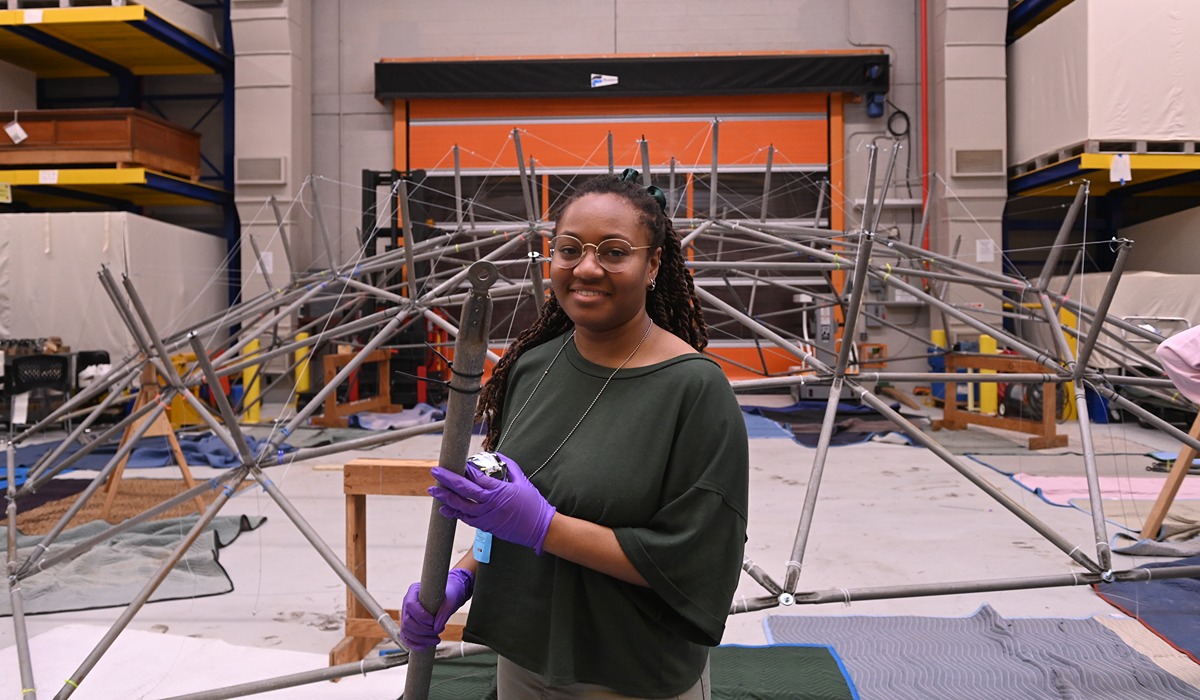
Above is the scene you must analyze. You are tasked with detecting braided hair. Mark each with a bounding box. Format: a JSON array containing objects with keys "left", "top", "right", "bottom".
[{"left": 475, "top": 172, "right": 707, "bottom": 450}]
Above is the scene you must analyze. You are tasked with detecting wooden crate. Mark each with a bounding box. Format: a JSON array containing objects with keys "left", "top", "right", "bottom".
[{"left": 0, "top": 108, "right": 201, "bottom": 180}]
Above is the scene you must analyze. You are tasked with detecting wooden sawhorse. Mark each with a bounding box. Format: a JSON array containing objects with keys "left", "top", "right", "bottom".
[
  {"left": 933, "top": 353, "right": 1068, "bottom": 450},
  {"left": 329, "top": 457, "right": 467, "bottom": 666}
]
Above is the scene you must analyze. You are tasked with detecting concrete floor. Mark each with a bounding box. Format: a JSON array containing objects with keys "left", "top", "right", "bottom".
[{"left": 3, "top": 396, "right": 1197, "bottom": 697}]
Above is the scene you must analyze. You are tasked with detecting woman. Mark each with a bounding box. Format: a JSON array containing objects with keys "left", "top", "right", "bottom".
[{"left": 401, "top": 170, "right": 749, "bottom": 699}]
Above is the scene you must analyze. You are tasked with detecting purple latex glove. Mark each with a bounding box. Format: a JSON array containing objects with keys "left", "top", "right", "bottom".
[
  {"left": 429, "top": 454, "right": 557, "bottom": 555},
  {"left": 399, "top": 567, "right": 474, "bottom": 652}
]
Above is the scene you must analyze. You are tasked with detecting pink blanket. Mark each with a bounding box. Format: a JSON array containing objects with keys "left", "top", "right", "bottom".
[{"left": 1011, "top": 473, "right": 1200, "bottom": 507}]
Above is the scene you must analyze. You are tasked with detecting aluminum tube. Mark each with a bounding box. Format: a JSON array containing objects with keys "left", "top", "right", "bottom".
[
  {"left": 883, "top": 238, "right": 1024, "bottom": 287},
  {"left": 859, "top": 143, "right": 878, "bottom": 232},
  {"left": 454, "top": 145, "right": 465, "bottom": 231},
  {"left": 421, "top": 307, "right": 503, "bottom": 365},
  {"left": 799, "top": 564, "right": 1200, "bottom": 604},
  {"left": 760, "top": 145, "right": 774, "bottom": 222},
  {"left": 7, "top": 443, "right": 38, "bottom": 700},
  {"left": 186, "top": 335, "right": 254, "bottom": 460},
  {"left": 341, "top": 275, "right": 406, "bottom": 306},
  {"left": 834, "top": 234, "right": 876, "bottom": 373},
  {"left": 870, "top": 141, "right": 900, "bottom": 234},
  {"left": 397, "top": 176, "right": 422, "bottom": 301},
  {"left": 729, "top": 372, "right": 1057, "bottom": 393},
  {"left": 709, "top": 118, "right": 720, "bottom": 219},
  {"left": 268, "top": 195, "right": 299, "bottom": 285},
  {"left": 730, "top": 224, "right": 1064, "bottom": 373},
  {"left": 18, "top": 384, "right": 171, "bottom": 495},
  {"left": 607, "top": 131, "right": 614, "bottom": 174},
  {"left": 1104, "top": 375, "right": 1178, "bottom": 389},
  {"left": 190, "top": 334, "right": 407, "bottom": 651},
  {"left": 310, "top": 178, "right": 339, "bottom": 270},
  {"left": 14, "top": 391, "right": 179, "bottom": 578},
  {"left": 24, "top": 472, "right": 243, "bottom": 579},
  {"left": 405, "top": 261, "right": 497, "bottom": 700},
  {"left": 1058, "top": 248, "right": 1084, "bottom": 299},
  {"left": 417, "top": 229, "right": 534, "bottom": 302},
  {"left": 270, "top": 307, "right": 413, "bottom": 448},
  {"left": 1036, "top": 291, "right": 1075, "bottom": 372},
  {"left": 742, "top": 556, "right": 783, "bottom": 596},
  {"left": 639, "top": 139, "right": 651, "bottom": 183},
  {"left": 1090, "top": 383, "right": 1200, "bottom": 455},
  {"left": 678, "top": 219, "right": 716, "bottom": 250},
  {"left": 55, "top": 474, "right": 248, "bottom": 700},
  {"left": 813, "top": 178, "right": 828, "bottom": 229},
  {"left": 121, "top": 274, "right": 192, "bottom": 392},
  {"left": 881, "top": 265, "right": 1027, "bottom": 293},
  {"left": 1073, "top": 240, "right": 1132, "bottom": 375},
  {"left": 783, "top": 376, "right": 847, "bottom": 592},
  {"left": 1036, "top": 184, "right": 1087, "bottom": 291},
  {"left": 686, "top": 261, "right": 840, "bottom": 272},
  {"left": 513, "top": 129, "right": 537, "bottom": 222},
  {"left": 247, "top": 234, "right": 274, "bottom": 291},
  {"left": 736, "top": 564, "right": 1200, "bottom": 614},
  {"left": 285, "top": 420, "right": 448, "bottom": 463},
  {"left": 99, "top": 265, "right": 153, "bottom": 357},
  {"left": 1069, "top": 374, "right": 1112, "bottom": 572},
  {"left": 26, "top": 371, "right": 137, "bottom": 480},
  {"left": 529, "top": 252, "right": 545, "bottom": 312},
  {"left": 216, "top": 282, "right": 329, "bottom": 363},
  {"left": 853, "top": 386, "right": 1103, "bottom": 573},
  {"left": 912, "top": 182, "right": 932, "bottom": 249},
  {"left": 160, "top": 644, "right": 492, "bottom": 700},
  {"left": 1035, "top": 293, "right": 1112, "bottom": 572},
  {"left": 695, "top": 287, "right": 830, "bottom": 373}
]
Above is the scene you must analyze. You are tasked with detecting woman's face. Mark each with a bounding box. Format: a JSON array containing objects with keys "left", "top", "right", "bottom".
[{"left": 551, "top": 193, "right": 661, "bottom": 335}]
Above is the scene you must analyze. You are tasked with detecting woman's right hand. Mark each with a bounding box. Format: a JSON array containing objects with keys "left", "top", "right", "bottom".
[{"left": 399, "top": 567, "right": 474, "bottom": 651}]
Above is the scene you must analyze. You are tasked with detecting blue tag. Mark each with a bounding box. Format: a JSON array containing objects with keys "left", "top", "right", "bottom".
[{"left": 472, "top": 529, "right": 493, "bottom": 564}]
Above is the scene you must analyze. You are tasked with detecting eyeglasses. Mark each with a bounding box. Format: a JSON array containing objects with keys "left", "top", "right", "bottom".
[{"left": 549, "top": 235, "right": 654, "bottom": 274}]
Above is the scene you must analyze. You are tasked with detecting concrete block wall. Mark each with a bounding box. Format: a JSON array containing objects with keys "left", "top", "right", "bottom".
[
  {"left": 927, "top": 0, "right": 1008, "bottom": 344},
  {"left": 232, "top": 0, "right": 312, "bottom": 304}
]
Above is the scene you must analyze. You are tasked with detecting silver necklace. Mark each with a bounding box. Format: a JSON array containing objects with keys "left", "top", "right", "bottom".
[{"left": 498, "top": 319, "right": 655, "bottom": 480}]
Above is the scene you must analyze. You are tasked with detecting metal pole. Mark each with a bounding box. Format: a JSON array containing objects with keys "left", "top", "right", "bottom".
[
  {"left": 639, "top": 138, "right": 651, "bottom": 184},
  {"left": 871, "top": 141, "right": 900, "bottom": 234},
  {"left": 397, "top": 175, "right": 422, "bottom": 302},
  {"left": 859, "top": 144, "right": 878, "bottom": 234},
  {"left": 310, "top": 178, "right": 339, "bottom": 270},
  {"left": 814, "top": 178, "right": 828, "bottom": 229},
  {"left": 405, "top": 261, "right": 497, "bottom": 700},
  {"left": 709, "top": 118, "right": 720, "bottom": 219},
  {"left": 513, "top": 128, "right": 537, "bottom": 222},
  {"left": 268, "top": 195, "right": 298, "bottom": 285},
  {"left": 55, "top": 471, "right": 249, "bottom": 699},
  {"left": 607, "top": 131, "right": 614, "bottom": 174},
  {"left": 1073, "top": 239, "right": 1132, "bottom": 373},
  {"left": 453, "top": 145, "right": 464, "bottom": 232},
  {"left": 529, "top": 252, "right": 545, "bottom": 312},
  {"left": 760, "top": 145, "right": 774, "bottom": 222},
  {"left": 1036, "top": 184, "right": 1087, "bottom": 291},
  {"left": 694, "top": 287, "right": 829, "bottom": 373},
  {"left": 7, "top": 442, "right": 38, "bottom": 700},
  {"left": 669, "top": 157, "right": 677, "bottom": 215},
  {"left": 247, "top": 234, "right": 274, "bottom": 292}
]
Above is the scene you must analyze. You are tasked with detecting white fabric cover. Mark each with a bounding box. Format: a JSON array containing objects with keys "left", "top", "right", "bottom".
[
  {"left": 1008, "top": 0, "right": 1200, "bottom": 166},
  {"left": 0, "top": 212, "right": 227, "bottom": 363}
]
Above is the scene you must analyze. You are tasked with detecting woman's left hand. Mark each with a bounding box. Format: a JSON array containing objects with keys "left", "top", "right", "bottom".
[{"left": 430, "top": 454, "right": 557, "bottom": 554}]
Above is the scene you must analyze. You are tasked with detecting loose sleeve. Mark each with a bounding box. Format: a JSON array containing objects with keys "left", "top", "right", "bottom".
[{"left": 613, "top": 370, "right": 749, "bottom": 645}]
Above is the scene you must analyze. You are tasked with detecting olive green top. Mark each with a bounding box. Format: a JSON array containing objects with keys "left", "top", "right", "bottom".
[{"left": 464, "top": 333, "right": 749, "bottom": 697}]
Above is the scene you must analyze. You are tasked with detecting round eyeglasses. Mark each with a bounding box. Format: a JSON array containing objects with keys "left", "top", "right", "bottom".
[{"left": 549, "top": 235, "right": 655, "bottom": 274}]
